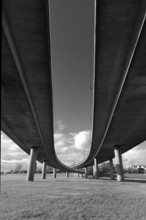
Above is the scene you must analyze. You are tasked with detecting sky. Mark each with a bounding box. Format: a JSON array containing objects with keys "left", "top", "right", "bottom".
[
  {"left": 1, "top": 0, "right": 146, "bottom": 171},
  {"left": 50, "top": 0, "right": 94, "bottom": 133}
]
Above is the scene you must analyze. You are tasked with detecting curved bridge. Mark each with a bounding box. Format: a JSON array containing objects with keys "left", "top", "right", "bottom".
[
  {"left": 1, "top": 0, "right": 82, "bottom": 179},
  {"left": 1, "top": 0, "right": 146, "bottom": 181},
  {"left": 72, "top": 0, "right": 146, "bottom": 171}
]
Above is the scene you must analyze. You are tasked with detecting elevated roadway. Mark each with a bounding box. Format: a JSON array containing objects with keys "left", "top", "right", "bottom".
[
  {"left": 1, "top": 0, "right": 82, "bottom": 176},
  {"left": 73, "top": 0, "right": 146, "bottom": 169},
  {"left": 1, "top": 0, "right": 146, "bottom": 181}
]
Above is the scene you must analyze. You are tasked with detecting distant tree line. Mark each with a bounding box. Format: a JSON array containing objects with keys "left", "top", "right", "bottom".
[
  {"left": 87, "top": 163, "right": 146, "bottom": 175},
  {"left": 1, "top": 162, "right": 146, "bottom": 175}
]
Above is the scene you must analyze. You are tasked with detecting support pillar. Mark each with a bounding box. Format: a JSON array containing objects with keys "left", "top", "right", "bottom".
[
  {"left": 109, "top": 158, "right": 114, "bottom": 180},
  {"left": 53, "top": 168, "right": 56, "bottom": 178},
  {"left": 78, "top": 169, "right": 80, "bottom": 178},
  {"left": 26, "top": 147, "right": 38, "bottom": 181},
  {"left": 114, "top": 146, "right": 124, "bottom": 182},
  {"left": 42, "top": 161, "right": 47, "bottom": 179},
  {"left": 93, "top": 158, "right": 99, "bottom": 179},
  {"left": 85, "top": 167, "right": 88, "bottom": 178},
  {"left": 66, "top": 172, "right": 69, "bottom": 178}
]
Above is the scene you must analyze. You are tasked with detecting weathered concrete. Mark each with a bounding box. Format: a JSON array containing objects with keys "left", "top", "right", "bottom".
[
  {"left": 53, "top": 168, "right": 56, "bottom": 178},
  {"left": 26, "top": 147, "right": 38, "bottom": 181},
  {"left": 77, "top": 169, "right": 80, "bottom": 178},
  {"left": 66, "top": 172, "right": 69, "bottom": 178},
  {"left": 93, "top": 158, "right": 99, "bottom": 179},
  {"left": 42, "top": 161, "right": 47, "bottom": 179},
  {"left": 114, "top": 146, "right": 124, "bottom": 182},
  {"left": 71, "top": 0, "right": 146, "bottom": 169},
  {"left": 109, "top": 158, "right": 115, "bottom": 180},
  {"left": 85, "top": 167, "right": 88, "bottom": 178},
  {"left": 2, "top": 0, "right": 146, "bottom": 172},
  {"left": 1, "top": 84, "right": 5, "bottom": 101},
  {"left": 2, "top": 0, "right": 81, "bottom": 174}
]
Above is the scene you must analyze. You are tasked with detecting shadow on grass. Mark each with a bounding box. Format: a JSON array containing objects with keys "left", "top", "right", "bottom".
[
  {"left": 33, "top": 175, "right": 146, "bottom": 184},
  {"left": 81, "top": 176, "right": 146, "bottom": 184},
  {"left": 125, "top": 175, "right": 146, "bottom": 179},
  {"left": 124, "top": 179, "right": 146, "bottom": 183}
]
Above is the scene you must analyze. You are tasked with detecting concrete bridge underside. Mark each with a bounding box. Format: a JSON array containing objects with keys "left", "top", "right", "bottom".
[
  {"left": 1, "top": 0, "right": 146, "bottom": 181},
  {"left": 1, "top": 0, "right": 83, "bottom": 179},
  {"left": 73, "top": 0, "right": 146, "bottom": 169}
]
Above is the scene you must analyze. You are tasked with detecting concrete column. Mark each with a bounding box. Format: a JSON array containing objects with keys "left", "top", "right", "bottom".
[
  {"left": 109, "top": 158, "right": 115, "bottom": 180},
  {"left": 26, "top": 147, "right": 38, "bottom": 181},
  {"left": 53, "top": 168, "right": 56, "bottom": 178},
  {"left": 114, "top": 146, "right": 124, "bottom": 182},
  {"left": 42, "top": 161, "right": 47, "bottom": 179},
  {"left": 85, "top": 167, "right": 88, "bottom": 178},
  {"left": 66, "top": 172, "right": 69, "bottom": 178},
  {"left": 78, "top": 169, "right": 80, "bottom": 178},
  {"left": 93, "top": 158, "right": 99, "bottom": 179}
]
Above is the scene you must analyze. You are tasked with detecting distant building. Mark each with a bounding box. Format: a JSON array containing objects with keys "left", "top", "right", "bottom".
[{"left": 132, "top": 165, "right": 146, "bottom": 174}]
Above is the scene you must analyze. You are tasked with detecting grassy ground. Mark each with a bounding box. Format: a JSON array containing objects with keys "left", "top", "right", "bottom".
[{"left": 1, "top": 173, "right": 146, "bottom": 220}]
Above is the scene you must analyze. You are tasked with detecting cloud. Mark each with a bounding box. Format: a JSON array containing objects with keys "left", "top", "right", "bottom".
[
  {"left": 1, "top": 127, "right": 92, "bottom": 168},
  {"left": 54, "top": 133, "right": 64, "bottom": 139},
  {"left": 53, "top": 121, "right": 91, "bottom": 164},
  {"left": 54, "top": 130, "right": 91, "bottom": 166},
  {"left": 122, "top": 141, "right": 146, "bottom": 167},
  {"left": 2, "top": 126, "right": 145, "bottom": 171},
  {"left": 1, "top": 131, "right": 29, "bottom": 171},
  {"left": 54, "top": 130, "right": 146, "bottom": 167},
  {"left": 55, "top": 120, "right": 67, "bottom": 132},
  {"left": 74, "top": 130, "right": 91, "bottom": 150},
  {"left": 1, "top": 127, "right": 92, "bottom": 170},
  {"left": 1, "top": 135, "right": 29, "bottom": 161},
  {"left": 57, "top": 152, "right": 86, "bottom": 166}
]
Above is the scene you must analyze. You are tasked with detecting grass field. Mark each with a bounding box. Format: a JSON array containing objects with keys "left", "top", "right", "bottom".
[{"left": 1, "top": 173, "right": 146, "bottom": 220}]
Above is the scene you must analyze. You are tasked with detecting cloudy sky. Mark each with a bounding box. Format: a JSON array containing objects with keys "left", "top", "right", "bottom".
[
  {"left": 1, "top": 0, "right": 146, "bottom": 171},
  {"left": 1, "top": 128, "right": 146, "bottom": 171}
]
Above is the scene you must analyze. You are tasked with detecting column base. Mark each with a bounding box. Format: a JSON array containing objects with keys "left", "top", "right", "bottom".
[
  {"left": 94, "top": 172, "right": 99, "bottom": 179},
  {"left": 114, "top": 146, "right": 124, "bottom": 182},
  {"left": 26, "top": 147, "right": 38, "bottom": 182}
]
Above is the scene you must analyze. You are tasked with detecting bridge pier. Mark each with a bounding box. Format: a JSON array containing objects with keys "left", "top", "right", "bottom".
[
  {"left": 114, "top": 146, "right": 124, "bottom": 181},
  {"left": 93, "top": 158, "right": 99, "bottom": 179},
  {"left": 109, "top": 158, "right": 115, "bottom": 180},
  {"left": 26, "top": 147, "right": 38, "bottom": 181},
  {"left": 42, "top": 161, "right": 47, "bottom": 179},
  {"left": 78, "top": 169, "right": 80, "bottom": 178},
  {"left": 66, "top": 172, "right": 69, "bottom": 178},
  {"left": 53, "top": 168, "right": 56, "bottom": 178},
  {"left": 85, "top": 167, "right": 88, "bottom": 178}
]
